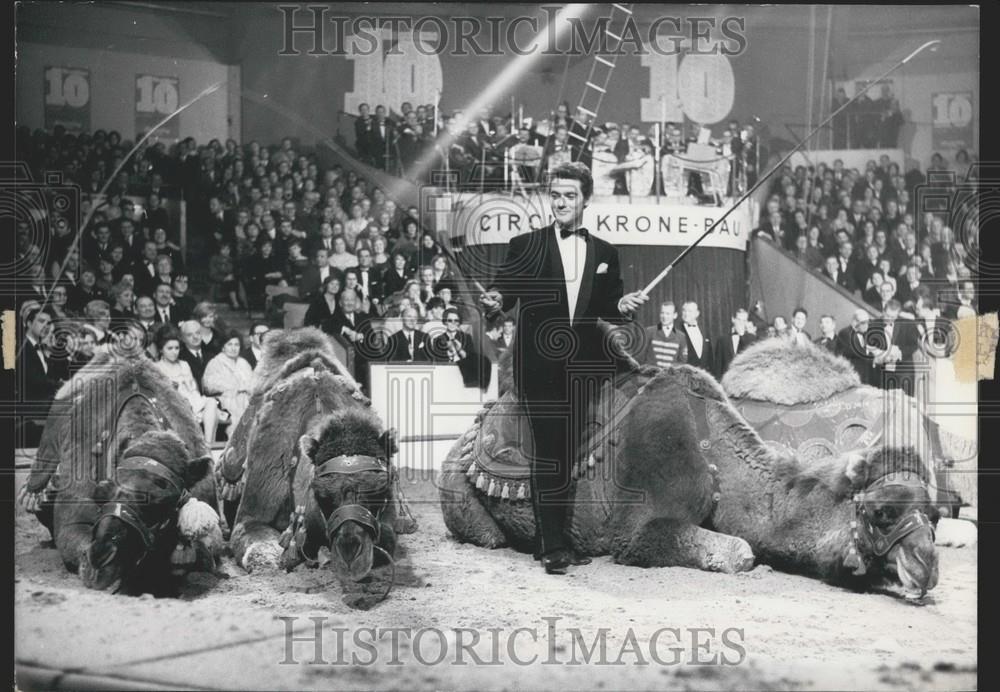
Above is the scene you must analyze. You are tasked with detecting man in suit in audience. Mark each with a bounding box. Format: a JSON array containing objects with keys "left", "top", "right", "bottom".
[
  {"left": 241, "top": 323, "right": 269, "bottom": 369},
  {"left": 814, "top": 315, "right": 838, "bottom": 352},
  {"left": 491, "top": 316, "right": 517, "bottom": 357},
  {"left": 179, "top": 320, "right": 210, "bottom": 390},
  {"left": 835, "top": 309, "right": 875, "bottom": 385},
  {"left": 326, "top": 290, "right": 374, "bottom": 390},
  {"left": 715, "top": 307, "right": 755, "bottom": 375},
  {"left": 387, "top": 307, "right": 430, "bottom": 363},
  {"left": 298, "top": 248, "right": 332, "bottom": 301},
  {"left": 787, "top": 307, "right": 812, "bottom": 347},
  {"left": 679, "top": 301, "right": 714, "bottom": 375},
  {"left": 823, "top": 255, "right": 855, "bottom": 293},
  {"left": 867, "top": 299, "right": 920, "bottom": 396}
]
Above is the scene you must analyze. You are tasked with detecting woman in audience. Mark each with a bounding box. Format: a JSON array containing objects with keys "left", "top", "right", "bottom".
[
  {"left": 109, "top": 282, "right": 135, "bottom": 320},
  {"left": 96, "top": 257, "right": 118, "bottom": 296},
  {"left": 304, "top": 274, "right": 342, "bottom": 328},
  {"left": 381, "top": 251, "right": 411, "bottom": 299},
  {"left": 191, "top": 301, "right": 226, "bottom": 358},
  {"left": 393, "top": 218, "right": 421, "bottom": 260},
  {"left": 403, "top": 279, "right": 426, "bottom": 318},
  {"left": 370, "top": 235, "right": 390, "bottom": 273},
  {"left": 84, "top": 299, "right": 113, "bottom": 345},
  {"left": 415, "top": 232, "right": 441, "bottom": 268},
  {"left": 151, "top": 227, "right": 183, "bottom": 268},
  {"left": 153, "top": 328, "right": 220, "bottom": 444},
  {"left": 202, "top": 330, "right": 254, "bottom": 435},
  {"left": 418, "top": 265, "right": 437, "bottom": 303},
  {"left": 48, "top": 285, "right": 76, "bottom": 321},
  {"left": 328, "top": 234, "right": 358, "bottom": 271},
  {"left": 430, "top": 253, "right": 457, "bottom": 295}
]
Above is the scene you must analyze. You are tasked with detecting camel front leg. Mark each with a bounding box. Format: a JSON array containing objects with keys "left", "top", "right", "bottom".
[
  {"left": 230, "top": 520, "right": 284, "bottom": 573},
  {"left": 614, "top": 518, "right": 755, "bottom": 574}
]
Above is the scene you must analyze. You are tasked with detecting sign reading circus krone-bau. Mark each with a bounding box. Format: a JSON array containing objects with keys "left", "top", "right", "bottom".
[{"left": 447, "top": 192, "right": 755, "bottom": 252}]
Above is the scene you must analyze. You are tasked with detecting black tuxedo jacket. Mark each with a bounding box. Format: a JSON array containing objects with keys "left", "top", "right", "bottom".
[
  {"left": 179, "top": 346, "right": 210, "bottom": 390},
  {"left": 868, "top": 317, "right": 919, "bottom": 372},
  {"left": 17, "top": 338, "right": 60, "bottom": 404},
  {"left": 298, "top": 266, "right": 332, "bottom": 302},
  {"left": 489, "top": 225, "right": 627, "bottom": 401},
  {"left": 715, "top": 331, "right": 756, "bottom": 376},
  {"left": 349, "top": 265, "right": 383, "bottom": 303},
  {"left": 680, "top": 323, "right": 715, "bottom": 375},
  {"left": 387, "top": 328, "right": 430, "bottom": 363},
  {"left": 835, "top": 326, "right": 874, "bottom": 385}
]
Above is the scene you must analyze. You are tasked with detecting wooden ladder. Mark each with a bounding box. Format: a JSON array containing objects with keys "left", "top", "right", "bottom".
[{"left": 569, "top": 3, "right": 635, "bottom": 159}]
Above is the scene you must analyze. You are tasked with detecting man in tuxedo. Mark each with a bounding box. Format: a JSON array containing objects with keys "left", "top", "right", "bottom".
[
  {"left": 241, "top": 323, "right": 269, "bottom": 369},
  {"left": 491, "top": 316, "right": 516, "bottom": 356},
  {"left": 179, "top": 320, "right": 211, "bottom": 388},
  {"left": 814, "top": 315, "right": 838, "bottom": 353},
  {"left": 823, "top": 255, "right": 855, "bottom": 293},
  {"left": 680, "top": 301, "right": 714, "bottom": 375},
  {"left": 298, "top": 248, "right": 332, "bottom": 301},
  {"left": 134, "top": 295, "right": 158, "bottom": 334},
  {"left": 84, "top": 222, "right": 114, "bottom": 269},
  {"left": 133, "top": 241, "right": 161, "bottom": 297},
  {"left": 641, "top": 301, "right": 687, "bottom": 368},
  {"left": 480, "top": 162, "right": 648, "bottom": 574},
  {"left": 868, "top": 299, "right": 919, "bottom": 396},
  {"left": 875, "top": 280, "right": 897, "bottom": 314},
  {"left": 835, "top": 309, "right": 875, "bottom": 385},
  {"left": 387, "top": 307, "right": 430, "bottom": 363},
  {"left": 116, "top": 218, "right": 144, "bottom": 262},
  {"left": 351, "top": 248, "right": 383, "bottom": 314},
  {"left": 171, "top": 274, "right": 195, "bottom": 323},
  {"left": 17, "top": 303, "right": 61, "bottom": 405},
  {"left": 715, "top": 307, "right": 755, "bottom": 375}
]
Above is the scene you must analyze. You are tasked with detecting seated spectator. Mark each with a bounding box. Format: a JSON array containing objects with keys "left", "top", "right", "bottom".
[
  {"left": 153, "top": 282, "right": 181, "bottom": 326},
  {"left": 429, "top": 307, "right": 490, "bottom": 390},
  {"left": 209, "top": 243, "right": 240, "bottom": 309},
  {"left": 393, "top": 218, "right": 421, "bottom": 260},
  {"left": 772, "top": 315, "right": 789, "bottom": 339},
  {"left": 862, "top": 270, "right": 885, "bottom": 308},
  {"left": 109, "top": 282, "right": 135, "bottom": 321},
  {"left": 430, "top": 253, "right": 458, "bottom": 295},
  {"left": 244, "top": 240, "right": 285, "bottom": 307},
  {"left": 371, "top": 235, "right": 390, "bottom": 272},
  {"left": 786, "top": 307, "right": 811, "bottom": 347},
  {"left": 154, "top": 254, "right": 174, "bottom": 289},
  {"left": 304, "top": 274, "right": 342, "bottom": 328},
  {"left": 403, "top": 279, "right": 426, "bottom": 318},
  {"left": 110, "top": 318, "right": 155, "bottom": 361},
  {"left": 151, "top": 227, "right": 184, "bottom": 269},
  {"left": 154, "top": 328, "right": 220, "bottom": 444},
  {"left": 328, "top": 234, "right": 358, "bottom": 271},
  {"left": 241, "top": 323, "right": 269, "bottom": 369},
  {"left": 96, "top": 257, "right": 118, "bottom": 296},
  {"left": 191, "top": 302, "right": 226, "bottom": 357},
  {"left": 896, "top": 264, "right": 923, "bottom": 306},
  {"left": 414, "top": 232, "right": 441, "bottom": 268},
  {"left": 491, "top": 316, "right": 516, "bottom": 355},
  {"left": 286, "top": 240, "right": 309, "bottom": 282},
  {"left": 381, "top": 251, "right": 412, "bottom": 299},
  {"left": 84, "top": 299, "right": 113, "bottom": 345},
  {"left": 48, "top": 284, "right": 77, "bottom": 321},
  {"left": 178, "top": 320, "right": 211, "bottom": 386},
  {"left": 387, "top": 307, "right": 431, "bottom": 363},
  {"left": 202, "top": 330, "right": 254, "bottom": 435},
  {"left": 299, "top": 248, "right": 333, "bottom": 301},
  {"left": 134, "top": 295, "right": 158, "bottom": 333},
  {"left": 325, "top": 289, "right": 374, "bottom": 390},
  {"left": 814, "top": 315, "right": 837, "bottom": 353},
  {"left": 418, "top": 265, "right": 437, "bottom": 303},
  {"left": 68, "top": 324, "right": 99, "bottom": 376}
]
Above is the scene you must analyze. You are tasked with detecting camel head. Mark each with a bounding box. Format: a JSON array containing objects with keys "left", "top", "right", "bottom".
[
  {"left": 298, "top": 410, "right": 397, "bottom": 582},
  {"left": 843, "top": 446, "right": 939, "bottom": 598},
  {"left": 82, "top": 430, "right": 210, "bottom": 592}
]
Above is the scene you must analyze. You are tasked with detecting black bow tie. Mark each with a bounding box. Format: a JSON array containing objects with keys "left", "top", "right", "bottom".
[{"left": 559, "top": 227, "right": 589, "bottom": 239}]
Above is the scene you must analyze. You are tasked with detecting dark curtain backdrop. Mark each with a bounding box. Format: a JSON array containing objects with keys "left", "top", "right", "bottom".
[{"left": 455, "top": 244, "right": 747, "bottom": 342}]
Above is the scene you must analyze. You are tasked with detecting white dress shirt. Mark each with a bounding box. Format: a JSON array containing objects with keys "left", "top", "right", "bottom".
[
  {"left": 686, "top": 323, "right": 704, "bottom": 359},
  {"left": 555, "top": 229, "right": 587, "bottom": 325}
]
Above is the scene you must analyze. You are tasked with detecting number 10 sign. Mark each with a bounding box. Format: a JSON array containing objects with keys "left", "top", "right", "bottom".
[{"left": 136, "top": 74, "right": 180, "bottom": 140}]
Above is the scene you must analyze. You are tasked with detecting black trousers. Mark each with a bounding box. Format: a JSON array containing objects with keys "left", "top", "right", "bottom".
[{"left": 522, "top": 368, "right": 614, "bottom": 556}]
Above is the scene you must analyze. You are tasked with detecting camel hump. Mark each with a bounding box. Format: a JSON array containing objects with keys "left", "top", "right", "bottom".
[{"left": 721, "top": 338, "right": 860, "bottom": 405}]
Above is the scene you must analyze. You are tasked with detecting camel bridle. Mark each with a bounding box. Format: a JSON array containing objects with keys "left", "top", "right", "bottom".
[
  {"left": 313, "top": 454, "right": 392, "bottom": 545},
  {"left": 843, "top": 473, "right": 935, "bottom": 576},
  {"left": 89, "top": 383, "right": 191, "bottom": 590}
]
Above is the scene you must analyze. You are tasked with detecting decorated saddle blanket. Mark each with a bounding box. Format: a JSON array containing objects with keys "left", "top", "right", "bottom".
[{"left": 461, "top": 368, "right": 662, "bottom": 501}]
